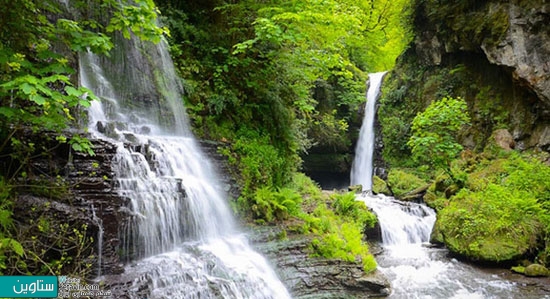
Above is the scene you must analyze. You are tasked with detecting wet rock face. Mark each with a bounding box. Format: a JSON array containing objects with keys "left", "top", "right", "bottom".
[
  {"left": 198, "top": 140, "right": 241, "bottom": 200},
  {"left": 407, "top": 0, "right": 550, "bottom": 152},
  {"left": 482, "top": 3, "right": 550, "bottom": 107},
  {"left": 67, "top": 139, "right": 128, "bottom": 275},
  {"left": 14, "top": 138, "right": 127, "bottom": 276}
]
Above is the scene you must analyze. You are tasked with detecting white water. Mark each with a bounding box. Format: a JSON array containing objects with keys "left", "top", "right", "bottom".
[
  {"left": 80, "top": 37, "right": 290, "bottom": 298},
  {"left": 350, "top": 72, "right": 386, "bottom": 191}
]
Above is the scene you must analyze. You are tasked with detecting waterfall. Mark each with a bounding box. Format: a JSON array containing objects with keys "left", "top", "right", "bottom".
[
  {"left": 350, "top": 72, "right": 387, "bottom": 191},
  {"left": 350, "top": 76, "right": 522, "bottom": 297},
  {"left": 358, "top": 195, "right": 435, "bottom": 247},
  {"left": 80, "top": 36, "right": 290, "bottom": 298}
]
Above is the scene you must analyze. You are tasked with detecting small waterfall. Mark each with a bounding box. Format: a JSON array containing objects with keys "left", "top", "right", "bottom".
[
  {"left": 350, "top": 72, "right": 387, "bottom": 191},
  {"left": 357, "top": 195, "right": 436, "bottom": 247},
  {"left": 91, "top": 204, "right": 104, "bottom": 277},
  {"left": 80, "top": 36, "right": 290, "bottom": 298}
]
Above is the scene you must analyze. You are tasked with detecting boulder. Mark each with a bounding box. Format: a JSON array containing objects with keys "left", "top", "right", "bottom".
[
  {"left": 491, "top": 129, "right": 515, "bottom": 151},
  {"left": 524, "top": 264, "right": 550, "bottom": 277}
]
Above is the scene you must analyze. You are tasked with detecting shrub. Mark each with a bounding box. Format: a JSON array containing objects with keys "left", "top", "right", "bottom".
[
  {"left": 332, "top": 192, "right": 377, "bottom": 228},
  {"left": 250, "top": 187, "right": 302, "bottom": 222},
  {"left": 407, "top": 96, "right": 471, "bottom": 178},
  {"left": 306, "top": 193, "right": 378, "bottom": 273}
]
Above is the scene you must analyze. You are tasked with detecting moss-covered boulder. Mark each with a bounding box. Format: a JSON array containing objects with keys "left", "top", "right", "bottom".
[
  {"left": 524, "top": 264, "right": 550, "bottom": 277},
  {"left": 386, "top": 169, "right": 427, "bottom": 198},
  {"left": 514, "top": 264, "right": 550, "bottom": 277},
  {"left": 435, "top": 185, "right": 543, "bottom": 262},
  {"left": 372, "top": 176, "right": 390, "bottom": 195}
]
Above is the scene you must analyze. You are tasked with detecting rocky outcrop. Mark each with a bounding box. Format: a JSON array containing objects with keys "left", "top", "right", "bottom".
[
  {"left": 249, "top": 226, "right": 390, "bottom": 298},
  {"left": 380, "top": 1, "right": 550, "bottom": 161},
  {"left": 67, "top": 139, "right": 127, "bottom": 274},
  {"left": 12, "top": 137, "right": 126, "bottom": 276},
  {"left": 481, "top": 3, "right": 550, "bottom": 107}
]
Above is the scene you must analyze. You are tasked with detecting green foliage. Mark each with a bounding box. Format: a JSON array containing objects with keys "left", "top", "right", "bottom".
[
  {"left": 0, "top": 178, "right": 24, "bottom": 271},
  {"left": 434, "top": 151, "right": 550, "bottom": 265},
  {"left": 407, "top": 96, "right": 471, "bottom": 175},
  {"left": 307, "top": 197, "right": 377, "bottom": 273},
  {"left": 437, "top": 184, "right": 542, "bottom": 262},
  {"left": 387, "top": 169, "right": 427, "bottom": 198},
  {"left": 249, "top": 187, "right": 302, "bottom": 223},
  {"left": 332, "top": 192, "right": 377, "bottom": 228},
  {"left": 0, "top": 176, "right": 94, "bottom": 276},
  {"left": 228, "top": 129, "right": 296, "bottom": 196},
  {"left": 158, "top": 0, "right": 413, "bottom": 200},
  {"left": 288, "top": 172, "right": 323, "bottom": 202}
]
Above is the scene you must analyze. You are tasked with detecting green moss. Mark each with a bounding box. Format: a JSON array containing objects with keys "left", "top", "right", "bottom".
[
  {"left": 524, "top": 264, "right": 550, "bottom": 277},
  {"left": 436, "top": 185, "right": 542, "bottom": 262},
  {"left": 372, "top": 176, "right": 390, "bottom": 195},
  {"left": 387, "top": 169, "right": 427, "bottom": 198}
]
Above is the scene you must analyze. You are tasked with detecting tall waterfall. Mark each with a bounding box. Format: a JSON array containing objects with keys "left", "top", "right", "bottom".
[
  {"left": 80, "top": 36, "right": 290, "bottom": 298},
  {"left": 350, "top": 72, "right": 386, "bottom": 191}
]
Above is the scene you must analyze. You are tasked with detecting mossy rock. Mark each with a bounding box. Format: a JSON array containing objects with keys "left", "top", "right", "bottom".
[
  {"left": 430, "top": 222, "right": 445, "bottom": 245},
  {"left": 435, "top": 184, "right": 543, "bottom": 263},
  {"left": 511, "top": 265, "right": 525, "bottom": 274},
  {"left": 348, "top": 185, "right": 363, "bottom": 193},
  {"left": 424, "top": 188, "right": 448, "bottom": 211},
  {"left": 372, "top": 176, "right": 390, "bottom": 195},
  {"left": 523, "top": 264, "right": 550, "bottom": 277},
  {"left": 387, "top": 169, "right": 427, "bottom": 198}
]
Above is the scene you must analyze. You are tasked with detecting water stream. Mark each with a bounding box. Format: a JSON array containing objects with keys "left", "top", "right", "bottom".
[
  {"left": 79, "top": 36, "right": 290, "bottom": 298},
  {"left": 358, "top": 194, "right": 529, "bottom": 298},
  {"left": 352, "top": 73, "right": 550, "bottom": 298}
]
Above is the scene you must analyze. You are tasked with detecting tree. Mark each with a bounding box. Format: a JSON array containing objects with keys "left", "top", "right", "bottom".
[
  {"left": 0, "top": 0, "right": 167, "bottom": 178},
  {"left": 407, "top": 96, "right": 470, "bottom": 177}
]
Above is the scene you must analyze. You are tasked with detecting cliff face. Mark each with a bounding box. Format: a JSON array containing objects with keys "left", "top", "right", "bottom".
[{"left": 380, "top": 0, "right": 550, "bottom": 162}]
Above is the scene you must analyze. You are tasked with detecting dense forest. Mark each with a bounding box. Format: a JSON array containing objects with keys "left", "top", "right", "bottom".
[{"left": 0, "top": 0, "right": 549, "bottom": 293}]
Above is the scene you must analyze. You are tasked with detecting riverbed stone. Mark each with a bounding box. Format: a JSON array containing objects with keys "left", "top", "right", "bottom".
[{"left": 524, "top": 264, "right": 550, "bottom": 277}]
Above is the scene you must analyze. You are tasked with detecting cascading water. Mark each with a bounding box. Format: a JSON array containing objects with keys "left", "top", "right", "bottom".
[
  {"left": 80, "top": 36, "right": 290, "bottom": 298},
  {"left": 352, "top": 73, "right": 545, "bottom": 298},
  {"left": 350, "top": 72, "right": 386, "bottom": 192}
]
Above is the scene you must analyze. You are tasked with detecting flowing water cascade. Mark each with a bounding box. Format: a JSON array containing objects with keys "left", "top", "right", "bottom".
[
  {"left": 352, "top": 74, "right": 542, "bottom": 298},
  {"left": 357, "top": 194, "right": 524, "bottom": 298},
  {"left": 350, "top": 72, "right": 386, "bottom": 192},
  {"left": 80, "top": 36, "right": 290, "bottom": 298}
]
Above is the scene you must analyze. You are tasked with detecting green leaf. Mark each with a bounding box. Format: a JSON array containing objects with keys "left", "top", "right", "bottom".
[
  {"left": 20, "top": 83, "right": 34, "bottom": 95},
  {"left": 29, "top": 94, "right": 46, "bottom": 105},
  {"left": 71, "top": 143, "right": 83, "bottom": 151},
  {"left": 65, "top": 86, "right": 81, "bottom": 97},
  {"left": 9, "top": 239, "right": 24, "bottom": 256}
]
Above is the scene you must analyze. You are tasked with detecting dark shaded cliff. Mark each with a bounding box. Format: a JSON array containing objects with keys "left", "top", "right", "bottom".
[{"left": 380, "top": 0, "right": 550, "bottom": 165}]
